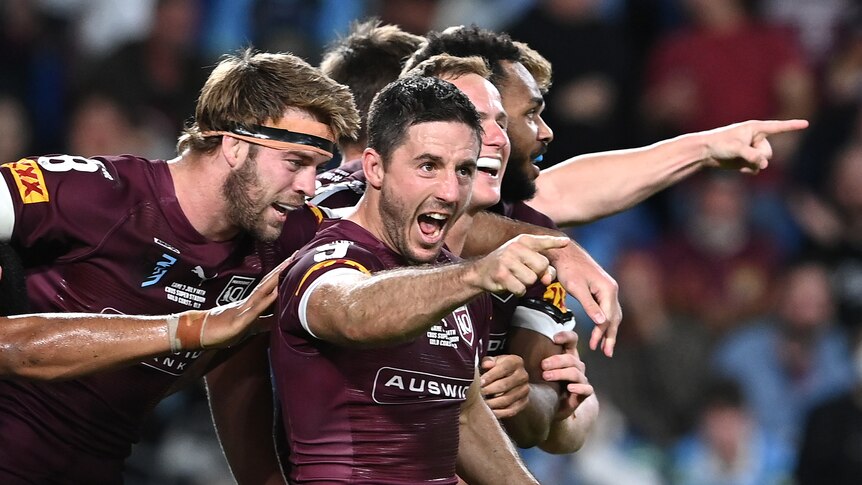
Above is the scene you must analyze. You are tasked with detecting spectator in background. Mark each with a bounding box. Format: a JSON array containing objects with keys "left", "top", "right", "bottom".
[
  {"left": 66, "top": 91, "right": 174, "bottom": 159},
  {"left": 796, "top": 142, "right": 862, "bottom": 333},
  {"left": 83, "top": 0, "right": 209, "bottom": 139},
  {"left": 711, "top": 260, "right": 855, "bottom": 456},
  {"left": 0, "top": 96, "right": 32, "bottom": 162},
  {"left": 584, "top": 248, "right": 712, "bottom": 448},
  {"left": 506, "top": 0, "right": 638, "bottom": 159},
  {"left": 670, "top": 377, "right": 794, "bottom": 485},
  {"left": 795, "top": 327, "right": 862, "bottom": 485},
  {"left": 659, "top": 173, "right": 783, "bottom": 334},
  {"left": 643, "top": 0, "right": 815, "bottom": 138}
]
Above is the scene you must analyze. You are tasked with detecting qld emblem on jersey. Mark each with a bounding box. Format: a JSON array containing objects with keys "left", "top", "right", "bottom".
[
  {"left": 452, "top": 305, "right": 474, "bottom": 346},
  {"left": 217, "top": 275, "right": 256, "bottom": 304}
]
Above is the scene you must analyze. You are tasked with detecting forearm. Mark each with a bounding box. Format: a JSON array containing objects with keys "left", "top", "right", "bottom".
[
  {"left": 457, "top": 374, "right": 539, "bottom": 484},
  {"left": 0, "top": 313, "right": 174, "bottom": 380},
  {"left": 530, "top": 132, "right": 710, "bottom": 226},
  {"left": 463, "top": 211, "right": 563, "bottom": 258},
  {"left": 539, "top": 394, "right": 600, "bottom": 454},
  {"left": 312, "top": 264, "right": 485, "bottom": 346},
  {"left": 205, "top": 335, "right": 285, "bottom": 485},
  {"left": 501, "top": 382, "right": 559, "bottom": 448}
]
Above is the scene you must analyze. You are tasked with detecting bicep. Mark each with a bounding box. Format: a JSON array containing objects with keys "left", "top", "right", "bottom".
[{"left": 300, "top": 268, "right": 368, "bottom": 341}]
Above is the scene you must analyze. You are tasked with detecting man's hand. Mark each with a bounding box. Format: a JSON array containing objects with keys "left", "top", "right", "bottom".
[
  {"left": 544, "top": 241, "right": 621, "bottom": 357},
  {"left": 199, "top": 257, "right": 291, "bottom": 349},
  {"left": 541, "top": 331, "right": 594, "bottom": 421},
  {"left": 468, "top": 235, "right": 569, "bottom": 296},
  {"left": 702, "top": 119, "right": 809, "bottom": 174},
  {"left": 480, "top": 354, "right": 530, "bottom": 419}
]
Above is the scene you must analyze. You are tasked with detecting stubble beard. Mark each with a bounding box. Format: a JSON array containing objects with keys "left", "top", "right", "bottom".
[
  {"left": 378, "top": 185, "right": 435, "bottom": 265},
  {"left": 500, "top": 148, "right": 538, "bottom": 203},
  {"left": 222, "top": 154, "right": 280, "bottom": 242}
]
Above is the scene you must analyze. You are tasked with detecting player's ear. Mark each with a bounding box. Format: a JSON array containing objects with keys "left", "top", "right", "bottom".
[
  {"left": 221, "top": 136, "right": 250, "bottom": 170},
  {"left": 362, "top": 148, "right": 385, "bottom": 189}
]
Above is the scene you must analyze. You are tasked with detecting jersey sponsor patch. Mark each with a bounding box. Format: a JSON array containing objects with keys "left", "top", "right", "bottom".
[
  {"left": 372, "top": 366, "right": 472, "bottom": 404},
  {"left": 2, "top": 159, "right": 49, "bottom": 204}
]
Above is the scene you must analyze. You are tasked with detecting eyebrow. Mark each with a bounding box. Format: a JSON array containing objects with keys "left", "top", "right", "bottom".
[{"left": 415, "top": 153, "right": 444, "bottom": 164}]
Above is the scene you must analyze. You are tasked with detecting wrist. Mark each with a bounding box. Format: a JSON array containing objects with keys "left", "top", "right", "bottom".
[{"left": 166, "top": 310, "right": 210, "bottom": 352}]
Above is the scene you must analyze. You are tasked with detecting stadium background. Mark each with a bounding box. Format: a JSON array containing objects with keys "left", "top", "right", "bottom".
[{"left": 3, "top": 0, "right": 862, "bottom": 483}]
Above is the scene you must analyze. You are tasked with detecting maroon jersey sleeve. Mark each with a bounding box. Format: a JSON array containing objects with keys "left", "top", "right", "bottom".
[
  {"left": 278, "top": 236, "right": 380, "bottom": 346},
  {"left": 0, "top": 155, "right": 125, "bottom": 262}
]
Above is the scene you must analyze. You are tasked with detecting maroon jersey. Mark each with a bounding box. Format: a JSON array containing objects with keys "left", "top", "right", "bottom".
[
  {"left": 311, "top": 159, "right": 366, "bottom": 209},
  {"left": 272, "top": 219, "right": 491, "bottom": 484},
  {"left": 0, "top": 154, "right": 321, "bottom": 483}
]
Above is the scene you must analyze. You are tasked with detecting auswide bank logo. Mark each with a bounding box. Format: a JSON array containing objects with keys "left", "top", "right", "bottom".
[{"left": 372, "top": 367, "right": 472, "bottom": 404}]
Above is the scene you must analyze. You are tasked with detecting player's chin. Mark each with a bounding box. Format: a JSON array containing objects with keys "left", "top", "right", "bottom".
[
  {"left": 406, "top": 241, "right": 442, "bottom": 265},
  {"left": 255, "top": 220, "right": 285, "bottom": 243}
]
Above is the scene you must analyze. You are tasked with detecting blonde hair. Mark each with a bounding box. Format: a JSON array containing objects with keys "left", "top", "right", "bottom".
[
  {"left": 402, "top": 54, "right": 491, "bottom": 81},
  {"left": 177, "top": 48, "right": 359, "bottom": 155}
]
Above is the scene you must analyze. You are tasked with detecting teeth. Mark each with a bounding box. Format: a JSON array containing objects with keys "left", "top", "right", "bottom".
[
  {"left": 275, "top": 202, "right": 298, "bottom": 212},
  {"left": 426, "top": 213, "right": 448, "bottom": 220},
  {"left": 476, "top": 157, "right": 502, "bottom": 171}
]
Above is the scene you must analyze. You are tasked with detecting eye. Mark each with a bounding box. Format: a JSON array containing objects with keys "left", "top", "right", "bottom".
[
  {"left": 457, "top": 165, "right": 476, "bottom": 178},
  {"left": 419, "top": 162, "right": 435, "bottom": 172}
]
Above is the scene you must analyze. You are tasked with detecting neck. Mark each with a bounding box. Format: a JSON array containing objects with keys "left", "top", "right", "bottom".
[
  {"left": 347, "top": 193, "right": 385, "bottom": 241},
  {"left": 169, "top": 152, "right": 238, "bottom": 241},
  {"left": 339, "top": 143, "right": 366, "bottom": 166}
]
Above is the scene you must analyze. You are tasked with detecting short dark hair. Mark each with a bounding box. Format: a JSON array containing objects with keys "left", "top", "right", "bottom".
[
  {"left": 404, "top": 25, "right": 521, "bottom": 89},
  {"left": 320, "top": 18, "right": 424, "bottom": 147},
  {"left": 367, "top": 76, "right": 483, "bottom": 164}
]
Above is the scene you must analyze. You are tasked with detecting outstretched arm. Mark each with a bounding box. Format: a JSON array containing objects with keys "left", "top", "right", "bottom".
[
  {"left": 305, "top": 235, "right": 568, "bottom": 347},
  {"left": 530, "top": 119, "right": 810, "bottom": 226},
  {"left": 0, "top": 259, "right": 288, "bottom": 381},
  {"left": 456, "top": 368, "right": 539, "bottom": 484}
]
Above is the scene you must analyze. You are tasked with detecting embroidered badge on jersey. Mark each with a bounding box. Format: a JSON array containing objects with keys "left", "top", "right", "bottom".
[
  {"left": 217, "top": 275, "right": 256, "bottom": 304},
  {"left": 2, "top": 159, "right": 49, "bottom": 204}
]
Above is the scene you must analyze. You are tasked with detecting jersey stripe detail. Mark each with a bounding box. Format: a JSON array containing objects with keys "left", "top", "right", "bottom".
[{"left": 298, "top": 267, "right": 366, "bottom": 338}]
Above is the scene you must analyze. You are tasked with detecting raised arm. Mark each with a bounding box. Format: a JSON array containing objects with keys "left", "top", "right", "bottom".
[
  {"left": 456, "top": 368, "right": 539, "bottom": 485},
  {"left": 0, "top": 259, "right": 288, "bottom": 381},
  {"left": 305, "top": 235, "right": 569, "bottom": 347},
  {"left": 530, "top": 119, "right": 810, "bottom": 226}
]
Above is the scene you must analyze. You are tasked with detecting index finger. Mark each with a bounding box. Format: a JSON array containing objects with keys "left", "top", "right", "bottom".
[
  {"left": 519, "top": 235, "right": 571, "bottom": 252},
  {"left": 754, "top": 119, "right": 809, "bottom": 136}
]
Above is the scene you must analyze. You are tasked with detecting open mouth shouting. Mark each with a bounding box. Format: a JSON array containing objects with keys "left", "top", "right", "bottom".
[{"left": 417, "top": 211, "right": 451, "bottom": 246}]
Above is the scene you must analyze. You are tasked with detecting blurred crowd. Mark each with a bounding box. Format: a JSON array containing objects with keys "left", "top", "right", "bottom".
[{"left": 3, "top": 0, "right": 862, "bottom": 484}]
